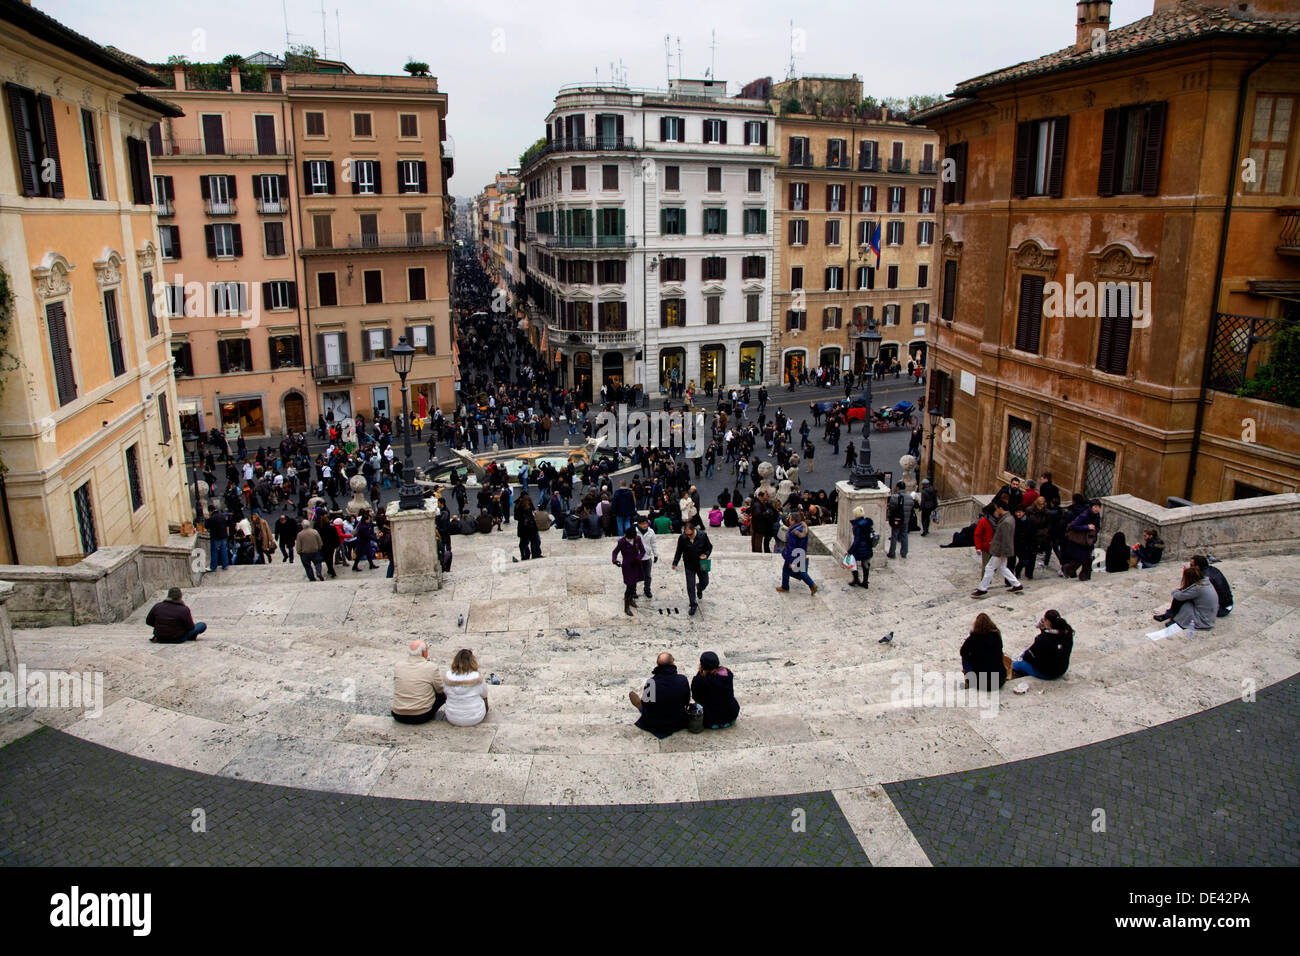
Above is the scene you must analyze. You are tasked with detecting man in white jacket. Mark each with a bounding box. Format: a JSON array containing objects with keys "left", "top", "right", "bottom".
[{"left": 637, "top": 516, "right": 659, "bottom": 600}]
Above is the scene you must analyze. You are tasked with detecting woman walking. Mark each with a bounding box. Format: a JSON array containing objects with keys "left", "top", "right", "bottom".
[
  {"left": 612, "top": 525, "right": 646, "bottom": 616},
  {"left": 776, "top": 510, "right": 818, "bottom": 596}
]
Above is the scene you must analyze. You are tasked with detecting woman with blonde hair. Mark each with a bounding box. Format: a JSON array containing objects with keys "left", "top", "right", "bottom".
[{"left": 443, "top": 648, "right": 490, "bottom": 726}]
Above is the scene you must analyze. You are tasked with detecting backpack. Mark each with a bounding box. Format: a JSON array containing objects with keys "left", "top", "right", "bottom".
[{"left": 887, "top": 493, "right": 904, "bottom": 525}]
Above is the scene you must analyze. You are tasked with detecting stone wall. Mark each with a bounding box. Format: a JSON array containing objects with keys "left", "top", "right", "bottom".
[
  {"left": 1098, "top": 493, "right": 1300, "bottom": 560},
  {"left": 0, "top": 537, "right": 201, "bottom": 628}
]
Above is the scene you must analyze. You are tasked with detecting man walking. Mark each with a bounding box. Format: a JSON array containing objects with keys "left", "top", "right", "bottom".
[
  {"left": 671, "top": 522, "right": 713, "bottom": 616},
  {"left": 636, "top": 516, "right": 658, "bottom": 600},
  {"left": 206, "top": 506, "right": 231, "bottom": 571},
  {"left": 613, "top": 479, "right": 636, "bottom": 536},
  {"left": 295, "top": 520, "right": 325, "bottom": 581},
  {"left": 886, "top": 482, "right": 915, "bottom": 559},
  {"left": 972, "top": 501, "right": 1023, "bottom": 597},
  {"left": 919, "top": 479, "right": 938, "bottom": 536}
]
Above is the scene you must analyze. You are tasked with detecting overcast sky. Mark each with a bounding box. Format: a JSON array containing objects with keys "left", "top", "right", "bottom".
[{"left": 43, "top": 0, "right": 1154, "bottom": 195}]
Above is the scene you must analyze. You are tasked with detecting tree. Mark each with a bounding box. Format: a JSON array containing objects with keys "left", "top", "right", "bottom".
[
  {"left": 1238, "top": 321, "right": 1300, "bottom": 408},
  {"left": 404, "top": 60, "right": 430, "bottom": 76},
  {"left": 519, "top": 136, "right": 546, "bottom": 168},
  {"left": 284, "top": 44, "right": 319, "bottom": 72}
]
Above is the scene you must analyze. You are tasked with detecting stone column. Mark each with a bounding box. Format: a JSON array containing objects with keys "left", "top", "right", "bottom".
[
  {"left": 0, "top": 581, "right": 29, "bottom": 724},
  {"left": 389, "top": 502, "right": 442, "bottom": 594},
  {"left": 836, "top": 479, "right": 892, "bottom": 570}
]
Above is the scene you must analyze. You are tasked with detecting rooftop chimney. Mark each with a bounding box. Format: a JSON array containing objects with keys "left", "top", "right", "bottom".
[{"left": 1076, "top": 1, "right": 1113, "bottom": 53}]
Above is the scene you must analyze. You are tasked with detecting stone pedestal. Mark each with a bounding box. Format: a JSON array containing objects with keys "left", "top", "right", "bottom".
[
  {"left": 0, "top": 582, "right": 29, "bottom": 724},
  {"left": 389, "top": 503, "right": 443, "bottom": 594},
  {"left": 836, "top": 480, "right": 891, "bottom": 570}
]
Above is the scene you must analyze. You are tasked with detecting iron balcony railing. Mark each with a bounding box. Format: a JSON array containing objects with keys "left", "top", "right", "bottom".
[
  {"left": 1278, "top": 208, "right": 1300, "bottom": 256},
  {"left": 257, "top": 198, "right": 288, "bottom": 215},
  {"left": 918, "top": 160, "right": 940, "bottom": 175},
  {"left": 312, "top": 362, "right": 355, "bottom": 383},
  {"left": 858, "top": 157, "right": 882, "bottom": 172},
  {"left": 204, "top": 199, "right": 237, "bottom": 216},
  {"left": 539, "top": 136, "right": 638, "bottom": 158},
  {"left": 155, "top": 199, "right": 174, "bottom": 217},
  {"left": 825, "top": 156, "right": 852, "bottom": 170},
  {"left": 888, "top": 158, "right": 912, "bottom": 173},
  {"left": 543, "top": 235, "right": 636, "bottom": 249},
  {"left": 546, "top": 323, "right": 641, "bottom": 347},
  {"left": 788, "top": 154, "right": 815, "bottom": 168},
  {"left": 1207, "top": 311, "right": 1297, "bottom": 397},
  {"left": 155, "top": 137, "right": 286, "bottom": 157},
  {"left": 344, "top": 230, "right": 448, "bottom": 250}
]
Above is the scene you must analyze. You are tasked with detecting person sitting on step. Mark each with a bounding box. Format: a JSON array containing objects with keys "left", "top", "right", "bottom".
[
  {"left": 629, "top": 651, "right": 690, "bottom": 738},
  {"left": 691, "top": 651, "right": 739, "bottom": 729},
  {"left": 1010, "top": 610, "right": 1074, "bottom": 680}
]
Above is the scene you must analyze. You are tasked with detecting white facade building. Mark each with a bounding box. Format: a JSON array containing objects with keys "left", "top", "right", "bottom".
[{"left": 522, "top": 80, "right": 776, "bottom": 400}]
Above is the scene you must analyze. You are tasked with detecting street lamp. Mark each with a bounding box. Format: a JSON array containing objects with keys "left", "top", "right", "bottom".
[
  {"left": 850, "top": 317, "right": 883, "bottom": 489},
  {"left": 927, "top": 402, "right": 941, "bottom": 486},
  {"left": 390, "top": 336, "right": 424, "bottom": 511}
]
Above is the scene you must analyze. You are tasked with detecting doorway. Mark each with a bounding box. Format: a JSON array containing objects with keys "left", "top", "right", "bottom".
[
  {"left": 783, "top": 350, "right": 807, "bottom": 385},
  {"left": 699, "top": 345, "right": 725, "bottom": 390},
  {"left": 574, "top": 352, "right": 592, "bottom": 403},
  {"left": 602, "top": 352, "right": 625, "bottom": 389},
  {"left": 658, "top": 348, "right": 685, "bottom": 393},
  {"left": 371, "top": 386, "right": 390, "bottom": 419},
  {"left": 283, "top": 392, "right": 307, "bottom": 433},
  {"left": 323, "top": 390, "right": 352, "bottom": 422}
]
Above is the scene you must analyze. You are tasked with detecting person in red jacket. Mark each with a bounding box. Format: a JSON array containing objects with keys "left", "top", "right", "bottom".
[{"left": 973, "top": 512, "right": 995, "bottom": 576}]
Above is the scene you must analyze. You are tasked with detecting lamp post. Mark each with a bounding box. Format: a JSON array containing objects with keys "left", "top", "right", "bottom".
[
  {"left": 390, "top": 337, "right": 424, "bottom": 511},
  {"left": 927, "top": 403, "right": 941, "bottom": 486},
  {"left": 850, "top": 318, "right": 883, "bottom": 489}
]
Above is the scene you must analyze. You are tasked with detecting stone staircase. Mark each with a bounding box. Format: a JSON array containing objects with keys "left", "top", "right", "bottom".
[{"left": 12, "top": 519, "right": 1300, "bottom": 858}]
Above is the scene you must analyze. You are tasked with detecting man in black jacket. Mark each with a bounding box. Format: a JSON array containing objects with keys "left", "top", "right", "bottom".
[
  {"left": 919, "top": 479, "right": 938, "bottom": 536},
  {"left": 206, "top": 507, "right": 231, "bottom": 571},
  {"left": 146, "top": 588, "right": 207, "bottom": 643},
  {"left": 1192, "top": 555, "right": 1234, "bottom": 616},
  {"left": 629, "top": 652, "right": 690, "bottom": 738},
  {"left": 672, "top": 523, "right": 713, "bottom": 616}
]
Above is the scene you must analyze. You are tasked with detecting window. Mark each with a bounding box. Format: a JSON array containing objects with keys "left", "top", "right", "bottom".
[
  {"left": 81, "top": 109, "right": 103, "bottom": 200},
  {"left": 158, "top": 393, "right": 171, "bottom": 444},
  {"left": 597, "top": 259, "right": 626, "bottom": 284},
  {"left": 258, "top": 221, "right": 284, "bottom": 257},
  {"left": 125, "top": 444, "right": 144, "bottom": 512},
  {"left": 702, "top": 256, "right": 726, "bottom": 281},
  {"left": 45, "top": 302, "right": 77, "bottom": 405},
  {"left": 706, "top": 297, "right": 721, "bottom": 325},
  {"left": 856, "top": 266, "right": 874, "bottom": 291},
  {"left": 305, "top": 111, "right": 325, "bottom": 136},
  {"left": 1098, "top": 102, "right": 1166, "bottom": 197},
  {"left": 1082, "top": 444, "right": 1116, "bottom": 500},
  {"left": 917, "top": 221, "right": 935, "bottom": 245},
  {"left": 599, "top": 301, "right": 628, "bottom": 331},
  {"left": 703, "top": 207, "right": 726, "bottom": 235},
  {"left": 1245, "top": 94, "right": 1295, "bottom": 195},
  {"left": 126, "top": 137, "right": 151, "bottom": 204},
  {"left": 398, "top": 160, "right": 427, "bottom": 193},
  {"left": 74, "top": 482, "right": 97, "bottom": 556},
  {"left": 743, "top": 208, "right": 767, "bottom": 234},
  {"left": 744, "top": 120, "right": 767, "bottom": 146},
  {"left": 825, "top": 219, "right": 842, "bottom": 246},
  {"left": 305, "top": 159, "right": 334, "bottom": 194},
  {"left": 359, "top": 213, "right": 379, "bottom": 246},
  {"left": 789, "top": 218, "right": 808, "bottom": 245},
  {"left": 700, "top": 166, "right": 720, "bottom": 192},
  {"left": 1015, "top": 274, "right": 1045, "bottom": 354},
  {"left": 1014, "top": 117, "right": 1069, "bottom": 198},
  {"left": 859, "top": 184, "right": 876, "bottom": 212},
  {"left": 941, "top": 260, "right": 958, "bottom": 321},
  {"left": 887, "top": 265, "right": 899, "bottom": 289},
  {"left": 363, "top": 327, "right": 392, "bottom": 360},
  {"left": 823, "top": 307, "right": 842, "bottom": 330},
  {"left": 172, "top": 342, "right": 194, "bottom": 378},
  {"left": 409, "top": 267, "right": 427, "bottom": 300},
  {"left": 786, "top": 310, "right": 807, "bottom": 331},
  {"left": 254, "top": 173, "right": 285, "bottom": 212},
  {"left": 789, "top": 182, "right": 808, "bottom": 210},
  {"left": 661, "top": 207, "right": 686, "bottom": 235},
  {"left": 663, "top": 165, "right": 679, "bottom": 190},
  {"left": 1005, "top": 417, "right": 1031, "bottom": 478},
  {"left": 742, "top": 255, "right": 765, "bottom": 279},
  {"left": 917, "top": 264, "right": 929, "bottom": 288},
  {"left": 886, "top": 221, "right": 904, "bottom": 246},
  {"left": 942, "top": 142, "right": 967, "bottom": 205},
  {"left": 407, "top": 324, "right": 434, "bottom": 354},
  {"left": 153, "top": 174, "right": 173, "bottom": 212},
  {"left": 212, "top": 281, "right": 248, "bottom": 316},
  {"left": 883, "top": 304, "right": 900, "bottom": 326},
  {"left": 159, "top": 225, "right": 181, "bottom": 260},
  {"left": 595, "top": 164, "right": 615, "bottom": 191},
  {"left": 888, "top": 186, "right": 905, "bottom": 213},
  {"left": 1096, "top": 282, "right": 1134, "bottom": 375},
  {"left": 596, "top": 207, "right": 625, "bottom": 241},
  {"left": 205, "top": 223, "right": 242, "bottom": 258},
  {"left": 164, "top": 282, "right": 186, "bottom": 319},
  {"left": 5, "top": 83, "right": 64, "bottom": 198},
  {"left": 853, "top": 305, "right": 874, "bottom": 327},
  {"left": 351, "top": 159, "right": 379, "bottom": 194},
  {"left": 363, "top": 269, "right": 383, "bottom": 304},
  {"left": 217, "top": 337, "right": 253, "bottom": 373},
  {"left": 826, "top": 183, "right": 844, "bottom": 212},
  {"left": 857, "top": 219, "right": 875, "bottom": 247},
  {"left": 660, "top": 116, "right": 684, "bottom": 142},
  {"left": 660, "top": 257, "right": 686, "bottom": 282},
  {"left": 263, "top": 280, "right": 296, "bottom": 310},
  {"left": 827, "top": 138, "right": 848, "bottom": 168},
  {"left": 824, "top": 267, "right": 844, "bottom": 291},
  {"left": 270, "top": 334, "right": 302, "bottom": 369},
  {"left": 746, "top": 294, "right": 760, "bottom": 322},
  {"left": 791, "top": 266, "right": 804, "bottom": 290},
  {"left": 703, "top": 119, "right": 727, "bottom": 144},
  {"left": 103, "top": 290, "right": 126, "bottom": 377},
  {"left": 788, "top": 136, "right": 811, "bottom": 166},
  {"left": 353, "top": 113, "right": 373, "bottom": 137},
  {"left": 919, "top": 187, "right": 935, "bottom": 214},
  {"left": 747, "top": 168, "right": 762, "bottom": 192},
  {"left": 313, "top": 214, "right": 332, "bottom": 248},
  {"left": 200, "top": 114, "right": 225, "bottom": 155},
  {"left": 912, "top": 302, "right": 930, "bottom": 324},
  {"left": 202, "top": 173, "right": 234, "bottom": 213},
  {"left": 143, "top": 273, "right": 158, "bottom": 337},
  {"left": 660, "top": 298, "right": 686, "bottom": 327},
  {"left": 858, "top": 139, "right": 878, "bottom": 171},
  {"left": 399, "top": 113, "right": 419, "bottom": 138}
]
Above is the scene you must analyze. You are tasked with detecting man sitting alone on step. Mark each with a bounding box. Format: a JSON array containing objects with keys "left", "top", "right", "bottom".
[{"left": 146, "top": 588, "right": 207, "bottom": 643}]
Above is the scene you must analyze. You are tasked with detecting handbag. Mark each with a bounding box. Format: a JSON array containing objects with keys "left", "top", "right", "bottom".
[
  {"left": 685, "top": 702, "right": 704, "bottom": 734},
  {"left": 841, "top": 554, "right": 857, "bottom": 571},
  {"left": 698, "top": 557, "right": 712, "bottom": 572}
]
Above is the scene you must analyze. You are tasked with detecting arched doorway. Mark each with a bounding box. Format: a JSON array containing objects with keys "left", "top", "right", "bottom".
[
  {"left": 819, "top": 347, "right": 841, "bottom": 371},
  {"left": 879, "top": 343, "right": 899, "bottom": 368},
  {"left": 574, "top": 352, "right": 592, "bottom": 403},
  {"left": 602, "top": 352, "right": 625, "bottom": 389},
  {"left": 909, "top": 342, "right": 928, "bottom": 367},
  {"left": 282, "top": 391, "right": 307, "bottom": 434},
  {"left": 699, "top": 345, "right": 725, "bottom": 390}
]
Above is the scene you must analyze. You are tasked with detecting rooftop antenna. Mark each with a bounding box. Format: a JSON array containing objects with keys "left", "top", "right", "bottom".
[
  {"left": 321, "top": 1, "right": 328, "bottom": 58},
  {"left": 282, "top": 0, "right": 290, "bottom": 52},
  {"left": 664, "top": 35, "right": 671, "bottom": 87},
  {"left": 676, "top": 37, "right": 682, "bottom": 79},
  {"left": 335, "top": 9, "right": 342, "bottom": 62},
  {"left": 708, "top": 29, "right": 717, "bottom": 80}
]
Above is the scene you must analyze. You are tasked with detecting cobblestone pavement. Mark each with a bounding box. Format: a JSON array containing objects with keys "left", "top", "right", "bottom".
[
  {"left": 885, "top": 674, "right": 1300, "bottom": 866},
  {"left": 0, "top": 730, "right": 867, "bottom": 866}
]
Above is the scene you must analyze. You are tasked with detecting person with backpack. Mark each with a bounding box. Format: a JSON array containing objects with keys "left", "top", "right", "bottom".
[
  {"left": 919, "top": 479, "right": 938, "bottom": 536},
  {"left": 846, "top": 506, "right": 876, "bottom": 589},
  {"left": 886, "top": 482, "right": 915, "bottom": 559}
]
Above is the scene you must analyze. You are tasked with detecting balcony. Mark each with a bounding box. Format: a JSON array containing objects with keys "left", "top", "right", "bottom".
[
  {"left": 546, "top": 323, "right": 641, "bottom": 348},
  {"left": 313, "top": 362, "right": 355, "bottom": 383},
  {"left": 858, "top": 157, "right": 882, "bottom": 172},
  {"left": 154, "top": 137, "right": 286, "bottom": 157},
  {"left": 257, "top": 198, "right": 288, "bottom": 215},
  {"left": 887, "top": 158, "right": 912, "bottom": 174},
  {"left": 1279, "top": 208, "right": 1300, "bottom": 256},
  {"left": 918, "top": 160, "right": 939, "bottom": 175},
  {"left": 788, "top": 154, "right": 815, "bottom": 168},
  {"left": 825, "top": 156, "right": 851, "bottom": 170},
  {"left": 155, "top": 199, "right": 174, "bottom": 217},
  {"left": 205, "top": 199, "right": 237, "bottom": 216},
  {"left": 536, "top": 136, "right": 638, "bottom": 160},
  {"left": 343, "top": 230, "right": 449, "bottom": 250},
  {"left": 544, "top": 235, "right": 637, "bottom": 249}
]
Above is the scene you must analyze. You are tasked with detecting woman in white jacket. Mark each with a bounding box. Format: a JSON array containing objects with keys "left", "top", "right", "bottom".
[
  {"left": 636, "top": 516, "right": 658, "bottom": 600},
  {"left": 443, "top": 649, "right": 489, "bottom": 726}
]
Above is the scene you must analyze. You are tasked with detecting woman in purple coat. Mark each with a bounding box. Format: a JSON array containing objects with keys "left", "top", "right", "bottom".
[{"left": 612, "top": 525, "right": 646, "bottom": 616}]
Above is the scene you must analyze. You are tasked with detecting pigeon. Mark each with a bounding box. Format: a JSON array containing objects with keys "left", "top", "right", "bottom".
[
  {"left": 457, "top": 614, "right": 465, "bottom": 627},
  {"left": 564, "top": 628, "right": 580, "bottom": 638},
  {"left": 878, "top": 631, "right": 894, "bottom": 644},
  {"left": 512, "top": 556, "right": 519, "bottom": 563},
  {"left": 784, "top": 660, "right": 797, "bottom": 667}
]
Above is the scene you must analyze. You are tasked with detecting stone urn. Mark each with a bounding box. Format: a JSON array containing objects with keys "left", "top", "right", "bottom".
[
  {"left": 195, "top": 479, "right": 209, "bottom": 518},
  {"left": 307, "top": 494, "right": 326, "bottom": 515},
  {"left": 755, "top": 460, "right": 776, "bottom": 497},
  {"left": 346, "top": 474, "right": 369, "bottom": 515},
  {"left": 899, "top": 454, "right": 918, "bottom": 492}
]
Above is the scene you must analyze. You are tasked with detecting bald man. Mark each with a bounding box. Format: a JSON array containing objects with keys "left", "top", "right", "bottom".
[
  {"left": 391, "top": 640, "right": 447, "bottom": 724},
  {"left": 628, "top": 651, "right": 690, "bottom": 739}
]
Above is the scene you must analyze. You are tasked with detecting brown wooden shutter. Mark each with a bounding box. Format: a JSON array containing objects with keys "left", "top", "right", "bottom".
[
  {"left": 171, "top": 227, "right": 181, "bottom": 259},
  {"left": 231, "top": 225, "right": 243, "bottom": 257},
  {"left": 718, "top": 120, "right": 727, "bottom": 144},
  {"left": 226, "top": 174, "right": 237, "bottom": 199},
  {"left": 315, "top": 333, "right": 325, "bottom": 369},
  {"left": 1015, "top": 275, "right": 1044, "bottom": 353},
  {"left": 287, "top": 282, "right": 298, "bottom": 308},
  {"left": 204, "top": 225, "right": 216, "bottom": 258},
  {"left": 1048, "top": 116, "right": 1069, "bottom": 197},
  {"left": 143, "top": 273, "right": 158, "bottom": 337},
  {"left": 252, "top": 176, "right": 263, "bottom": 199},
  {"left": 6, "top": 84, "right": 38, "bottom": 196},
  {"left": 278, "top": 173, "right": 289, "bottom": 200},
  {"left": 954, "top": 143, "right": 967, "bottom": 203},
  {"left": 1013, "top": 121, "right": 1031, "bottom": 198},
  {"left": 1097, "top": 108, "right": 1119, "bottom": 197},
  {"left": 941, "top": 260, "right": 957, "bottom": 321},
  {"left": 416, "top": 161, "right": 427, "bottom": 193},
  {"left": 1140, "top": 102, "right": 1166, "bottom": 197},
  {"left": 659, "top": 117, "right": 667, "bottom": 141},
  {"left": 262, "top": 282, "right": 273, "bottom": 310},
  {"left": 218, "top": 340, "right": 230, "bottom": 374},
  {"left": 46, "top": 302, "right": 77, "bottom": 404},
  {"left": 301, "top": 160, "right": 312, "bottom": 189},
  {"left": 326, "top": 161, "right": 336, "bottom": 194},
  {"left": 200, "top": 175, "right": 210, "bottom": 200},
  {"left": 36, "top": 94, "right": 64, "bottom": 198},
  {"left": 760, "top": 122, "right": 768, "bottom": 146},
  {"left": 373, "top": 162, "right": 383, "bottom": 194}
]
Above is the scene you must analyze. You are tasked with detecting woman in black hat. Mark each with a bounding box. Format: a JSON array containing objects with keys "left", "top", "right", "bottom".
[{"left": 691, "top": 652, "right": 739, "bottom": 729}]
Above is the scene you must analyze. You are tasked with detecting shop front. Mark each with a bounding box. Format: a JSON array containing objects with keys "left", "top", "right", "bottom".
[
  {"left": 699, "top": 345, "right": 726, "bottom": 390},
  {"left": 218, "top": 396, "right": 266, "bottom": 437},
  {"left": 739, "top": 341, "right": 764, "bottom": 386},
  {"left": 783, "top": 349, "right": 807, "bottom": 385},
  {"left": 659, "top": 347, "right": 685, "bottom": 393}
]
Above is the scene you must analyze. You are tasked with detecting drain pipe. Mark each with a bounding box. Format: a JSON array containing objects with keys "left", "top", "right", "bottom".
[
  {"left": 0, "top": 473, "right": 17, "bottom": 564},
  {"left": 1184, "top": 50, "right": 1278, "bottom": 502}
]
